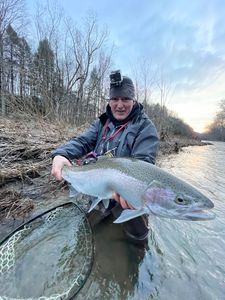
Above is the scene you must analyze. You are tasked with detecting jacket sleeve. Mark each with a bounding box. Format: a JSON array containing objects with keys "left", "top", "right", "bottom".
[
  {"left": 51, "top": 119, "right": 101, "bottom": 160},
  {"left": 131, "top": 119, "right": 159, "bottom": 164}
]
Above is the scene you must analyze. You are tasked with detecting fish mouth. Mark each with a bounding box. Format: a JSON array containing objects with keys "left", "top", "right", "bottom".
[
  {"left": 181, "top": 208, "right": 215, "bottom": 221},
  {"left": 180, "top": 198, "right": 215, "bottom": 221},
  {"left": 146, "top": 201, "right": 215, "bottom": 221}
]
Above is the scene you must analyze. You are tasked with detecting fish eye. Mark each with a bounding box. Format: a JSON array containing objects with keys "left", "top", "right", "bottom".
[{"left": 175, "top": 196, "right": 188, "bottom": 205}]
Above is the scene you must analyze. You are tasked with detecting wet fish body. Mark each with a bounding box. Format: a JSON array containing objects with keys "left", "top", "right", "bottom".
[{"left": 62, "top": 157, "right": 215, "bottom": 223}]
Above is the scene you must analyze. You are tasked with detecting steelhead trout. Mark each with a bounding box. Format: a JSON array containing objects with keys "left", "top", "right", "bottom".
[{"left": 62, "top": 157, "right": 215, "bottom": 223}]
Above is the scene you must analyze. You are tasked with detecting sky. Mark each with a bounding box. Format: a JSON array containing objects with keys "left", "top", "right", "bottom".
[{"left": 27, "top": 0, "right": 225, "bottom": 133}]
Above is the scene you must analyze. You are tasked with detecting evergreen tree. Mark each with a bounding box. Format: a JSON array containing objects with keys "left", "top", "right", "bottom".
[
  {"left": 5, "top": 24, "right": 20, "bottom": 94},
  {"left": 0, "top": 0, "right": 25, "bottom": 115},
  {"left": 18, "top": 37, "right": 32, "bottom": 98},
  {"left": 33, "top": 38, "right": 54, "bottom": 95},
  {"left": 32, "top": 38, "right": 55, "bottom": 114}
]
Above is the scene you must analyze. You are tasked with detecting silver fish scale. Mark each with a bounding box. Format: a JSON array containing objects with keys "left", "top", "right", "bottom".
[
  {"left": 73, "top": 157, "right": 198, "bottom": 194},
  {"left": 117, "top": 158, "right": 208, "bottom": 200},
  {"left": 65, "top": 157, "right": 210, "bottom": 201},
  {"left": 63, "top": 157, "right": 214, "bottom": 222}
]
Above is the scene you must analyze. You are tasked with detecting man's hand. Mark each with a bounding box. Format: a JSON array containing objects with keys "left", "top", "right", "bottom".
[
  {"left": 112, "top": 192, "right": 134, "bottom": 209},
  {"left": 51, "top": 155, "right": 72, "bottom": 181}
]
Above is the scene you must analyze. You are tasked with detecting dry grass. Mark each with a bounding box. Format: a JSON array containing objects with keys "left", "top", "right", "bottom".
[
  {"left": 0, "top": 190, "right": 34, "bottom": 219},
  {"left": 0, "top": 116, "right": 85, "bottom": 219}
]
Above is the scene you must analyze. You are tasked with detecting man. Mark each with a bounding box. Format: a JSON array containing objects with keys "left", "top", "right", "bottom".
[{"left": 51, "top": 70, "right": 159, "bottom": 245}]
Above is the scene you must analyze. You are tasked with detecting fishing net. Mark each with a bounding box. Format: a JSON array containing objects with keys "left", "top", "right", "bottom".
[{"left": 0, "top": 202, "right": 94, "bottom": 300}]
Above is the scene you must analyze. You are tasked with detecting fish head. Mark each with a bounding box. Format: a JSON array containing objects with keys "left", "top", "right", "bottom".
[{"left": 142, "top": 180, "right": 215, "bottom": 221}]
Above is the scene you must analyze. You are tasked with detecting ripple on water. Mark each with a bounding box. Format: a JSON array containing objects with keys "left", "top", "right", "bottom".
[
  {"left": 76, "top": 142, "right": 225, "bottom": 299},
  {"left": 1, "top": 142, "right": 225, "bottom": 299},
  {"left": 152, "top": 141, "right": 225, "bottom": 300}
]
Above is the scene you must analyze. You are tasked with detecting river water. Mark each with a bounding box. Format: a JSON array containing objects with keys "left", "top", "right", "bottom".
[
  {"left": 76, "top": 141, "right": 225, "bottom": 300},
  {"left": 1, "top": 142, "right": 225, "bottom": 300}
]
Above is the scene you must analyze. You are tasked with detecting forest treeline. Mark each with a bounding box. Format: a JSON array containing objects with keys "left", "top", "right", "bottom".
[
  {"left": 200, "top": 100, "right": 225, "bottom": 142},
  {"left": 2, "top": 0, "right": 223, "bottom": 141}
]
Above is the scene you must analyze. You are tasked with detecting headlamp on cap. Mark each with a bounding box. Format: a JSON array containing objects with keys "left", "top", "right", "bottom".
[
  {"left": 110, "top": 70, "right": 122, "bottom": 87},
  {"left": 109, "top": 71, "right": 135, "bottom": 100}
]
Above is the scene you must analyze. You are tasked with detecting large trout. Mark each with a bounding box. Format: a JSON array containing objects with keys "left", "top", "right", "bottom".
[{"left": 62, "top": 156, "right": 215, "bottom": 223}]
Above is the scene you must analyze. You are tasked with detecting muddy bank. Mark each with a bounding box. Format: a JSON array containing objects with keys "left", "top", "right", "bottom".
[
  {"left": 0, "top": 116, "right": 211, "bottom": 239},
  {"left": 0, "top": 116, "right": 87, "bottom": 238}
]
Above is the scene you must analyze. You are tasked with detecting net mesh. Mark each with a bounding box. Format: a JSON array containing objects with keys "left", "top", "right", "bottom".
[{"left": 0, "top": 203, "right": 93, "bottom": 300}]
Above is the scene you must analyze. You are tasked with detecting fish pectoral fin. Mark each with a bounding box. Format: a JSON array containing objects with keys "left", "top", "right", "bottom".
[
  {"left": 88, "top": 197, "right": 103, "bottom": 213},
  {"left": 69, "top": 185, "right": 79, "bottom": 198},
  {"left": 141, "top": 180, "right": 164, "bottom": 203},
  {"left": 113, "top": 209, "right": 146, "bottom": 224}
]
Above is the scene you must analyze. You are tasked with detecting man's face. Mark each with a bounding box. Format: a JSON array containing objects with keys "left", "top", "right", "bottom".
[{"left": 109, "top": 97, "right": 135, "bottom": 121}]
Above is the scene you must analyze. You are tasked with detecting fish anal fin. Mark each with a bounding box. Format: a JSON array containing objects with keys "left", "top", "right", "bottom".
[
  {"left": 69, "top": 185, "right": 79, "bottom": 198},
  {"left": 102, "top": 199, "right": 110, "bottom": 209},
  {"left": 88, "top": 198, "right": 110, "bottom": 213},
  {"left": 113, "top": 208, "right": 146, "bottom": 223},
  {"left": 88, "top": 197, "right": 103, "bottom": 212}
]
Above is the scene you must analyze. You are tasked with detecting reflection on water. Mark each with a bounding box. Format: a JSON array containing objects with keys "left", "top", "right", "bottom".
[
  {"left": 76, "top": 218, "right": 163, "bottom": 300},
  {"left": 77, "top": 142, "right": 225, "bottom": 300}
]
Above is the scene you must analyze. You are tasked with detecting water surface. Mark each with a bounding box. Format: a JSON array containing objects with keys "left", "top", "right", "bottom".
[
  {"left": 77, "top": 142, "right": 225, "bottom": 300},
  {"left": 1, "top": 142, "right": 224, "bottom": 299},
  {"left": 0, "top": 203, "right": 93, "bottom": 299}
]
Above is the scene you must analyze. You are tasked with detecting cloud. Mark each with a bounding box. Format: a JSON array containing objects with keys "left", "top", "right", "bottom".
[
  {"left": 107, "top": 0, "right": 225, "bottom": 87},
  {"left": 29, "top": 0, "right": 225, "bottom": 131}
]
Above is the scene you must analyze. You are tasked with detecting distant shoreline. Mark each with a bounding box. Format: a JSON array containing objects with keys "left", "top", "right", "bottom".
[{"left": 158, "top": 137, "right": 212, "bottom": 158}]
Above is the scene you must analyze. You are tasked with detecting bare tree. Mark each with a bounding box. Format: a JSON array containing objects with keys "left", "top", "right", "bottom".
[
  {"left": 0, "top": 0, "right": 25, "bottom": 115},
  {"left": 34, "top": 0, "right": 63, "bottom": 43},
  {"left": 156, "top": 68, "right": 174, "bottom": 138},
  {"left": 33, "top": 2, "right": 110, "bottom": 123},
  {"left": 33, "top": 0, "right": 64, "bottom": 118},
  {"left": 1, "top": 0, "right": 112, "bottom": 124},
  {"left": 85, "top": 51, "right": 111, "bottom": 122},
  {"left": 204, "top": 100, "right": 225, "bottom": 141},
  {"left": 214, "top": 99, "right": 225, "bottom": 140},
  {"left": 130, "top": 57, "right": 156, "bottom": 103},
  {"left": 61, "top": 13, "right": 109, "bottom": 123}
]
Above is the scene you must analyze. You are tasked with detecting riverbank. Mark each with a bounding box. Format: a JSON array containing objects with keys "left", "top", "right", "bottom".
[{"left": 0, "top": 116, "right": 210, "bottom": 231}]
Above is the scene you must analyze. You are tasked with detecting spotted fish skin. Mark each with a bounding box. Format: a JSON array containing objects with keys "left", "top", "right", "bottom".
[{"left": 62, "top": 157, "right": 215, "bottom": 223}]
